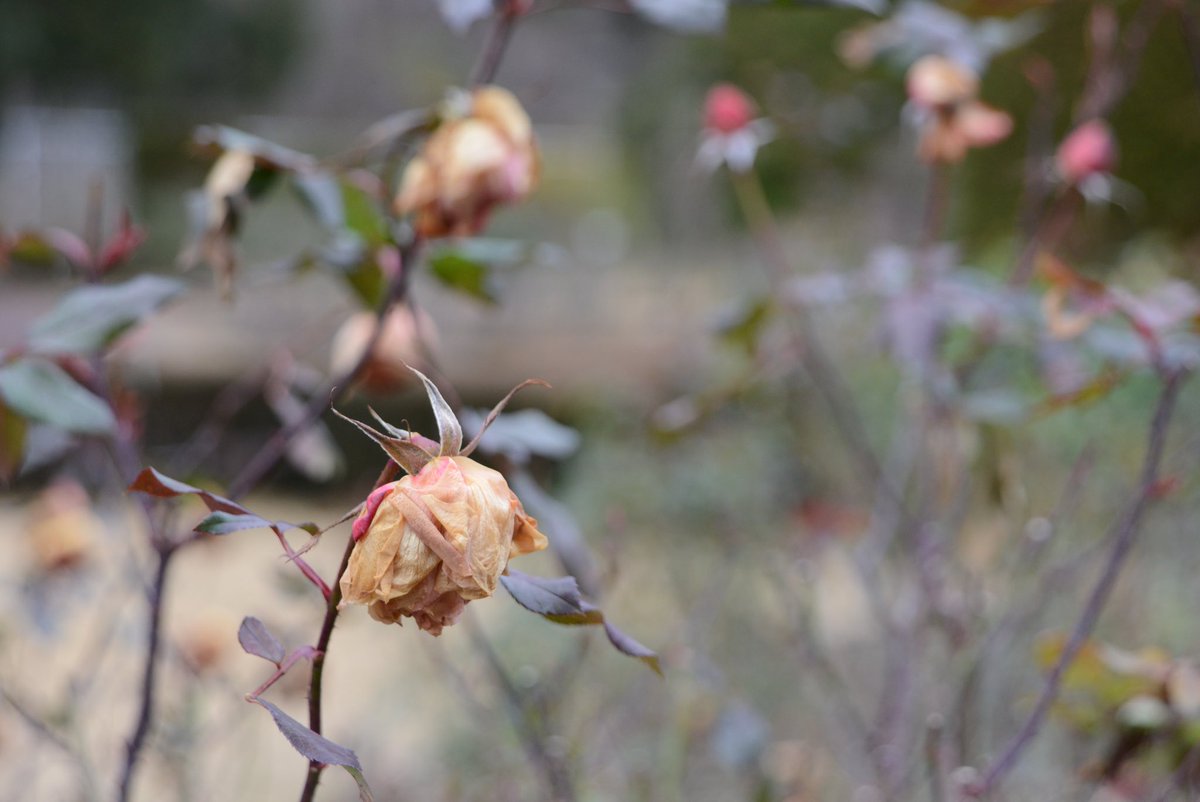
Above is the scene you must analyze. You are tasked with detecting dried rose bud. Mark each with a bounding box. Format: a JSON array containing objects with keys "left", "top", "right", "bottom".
[
  {"left": 918, "top": 100, "right": 1013, "bottom": 164},
  {"left": 704, "top": 83, "right": 756, "bottom": 135},
  {"left": 395, "top": 86, "right": 539, "bottom": 238},
  {"left": 340, "top": 456, "right": 547, "bottom": 634},
  {"left": 27, "top": 481, "right": 98, "bottom": 573},
  {"left": 329, "top": 305, "right": 438, "bottom": 393},
  {"left": 336, "top": 366, "right": 550, "bottom": 635},
  {"left": 697, "top": 83, "right": 773, "bottom": 173},
  {"left": 906, "top": 55, "right": 978, "bottom": 110},
  {"left": 180, "top": 612, "right": 236, "bottom": 673},
  {"left": 1056, "top": 119, "right": 1117, "bottom": 185},
  {"left": 906, "top": 56, "right": 1011, "bottom": 165}
]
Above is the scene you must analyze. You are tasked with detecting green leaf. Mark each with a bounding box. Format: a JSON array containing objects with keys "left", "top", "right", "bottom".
[
  {"left": 0, "top": 399, "right": 27, "bottom": 483},
  {"left": 0, "top": 358, "right": 115, "bottom": 435},
  {"left": 250, "top": 698, "right": 373, "bottom": 801},
  {"left": 341, "top": 182, "right": 387, "bottom": 245},
  {"left": 714, "top": 297, "right": 772, "bottom": 356},
  {"left": 429, "top": 251, "right": 499, "bottom": 304},
  {"left": 196, "top": 511, "right": 277, "bottom": 535},
  {"left": 27, "top": 275, "right": 186, "bottom": 355}
]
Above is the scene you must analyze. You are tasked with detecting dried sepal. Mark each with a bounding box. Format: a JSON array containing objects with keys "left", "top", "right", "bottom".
[
  {"left": 408, "top": 366, "right": 462, "bottom": 456},
  {"left": 331, "top": 407, "right": 434, "bottom": 475},
  {"left": 461, "top": 378, "right": 550, "bottom": 457}
]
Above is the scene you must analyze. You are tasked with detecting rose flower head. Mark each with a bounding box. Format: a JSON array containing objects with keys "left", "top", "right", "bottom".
[
  {"left": 905, "top": 55, "right": 1011, "bottom": 164},
  {"left": 329, "top": 305, "right": 439, "bottom": 394},
  {"left": 394, "top": 86, "right": 539, "bottom": 239},
  {"left": 697, "top": 82, "right": 774, "bottom": 174},
  {"left": 337, "top": 368, "right": 549, "bottom": 635},
  {"left": 1056, "top": 119, "right": 1118, "bottom": 186}
]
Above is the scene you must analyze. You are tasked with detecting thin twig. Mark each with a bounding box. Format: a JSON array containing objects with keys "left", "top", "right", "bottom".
[
  {"left": 969, "top": 371, "right": 1187, "bottom": 797},
  {"left": 225, "top": 245, "right": 416, "bottom": 500},
  {"left": 469, "top": 4, "right": 519, "bottom": 88},
  {"left": 115, "top": 543, "right": 175, "bottom": 802},
  {"left": 464, "top": 614, "right": 577, "bottom": 802}
]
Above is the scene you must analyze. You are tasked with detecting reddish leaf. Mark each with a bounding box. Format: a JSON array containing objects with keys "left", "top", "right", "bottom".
[
  {"left": 97, "top": 212, "right": 147, "bottom": 274},
  {"left": 126, "top": 467, "right": 246, "bottom": 515}
]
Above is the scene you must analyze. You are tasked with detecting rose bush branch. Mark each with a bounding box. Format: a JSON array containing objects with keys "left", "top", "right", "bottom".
[{"left": 968, "top": 369, "right": 1188, "bottom": 798}]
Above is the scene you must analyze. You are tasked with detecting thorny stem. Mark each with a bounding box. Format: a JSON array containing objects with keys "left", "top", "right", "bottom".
[
  {"left": 297, "top": 461, "right": 396, "bottom": 802},
  {"left": 969, "top": 371, "right": 1187, "bottom": 798}
]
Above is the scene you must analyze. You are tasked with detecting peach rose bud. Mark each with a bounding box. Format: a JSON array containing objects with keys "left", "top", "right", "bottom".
[{"left": 395, "top": 86, "right": 539, "bottom": 238}]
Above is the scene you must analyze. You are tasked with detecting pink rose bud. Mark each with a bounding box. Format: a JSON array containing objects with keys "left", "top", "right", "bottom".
[
  {"left": 1056, "top": 119, "right": 1117, "bottom": 185},
  {"left": 704, "top": 83, "right": 756, "bottom": 135}
]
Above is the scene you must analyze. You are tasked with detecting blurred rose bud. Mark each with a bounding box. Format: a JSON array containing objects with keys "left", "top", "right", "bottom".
[
  {"left": 906, "top": 56, "right": 1011, "bottom": 165},
  {"left": 27, "top": 481, "right": 98, "bottom": 573},
  {"left": 906, "top": 55, "right": 978, "bottom": 109},
  {"left": 329, "top": 305, "right": 438, "bottom": 393},
  {"left": 395, "top": 86, "right": 538, "bottom": 238},
  {"left": 180, "top": 612, "right": 235, "bottom": 673},
  {"left": 1056, "top": 119, "right": 1117, "bottom": 185},
  {"left": 704, "top": 83, "right": 756, "bottom": 135},
  {"left": 339, "top": 456, "right": 548, "bottom": 635},
  {"left": 697, "top": 83, "right": 773, "bottom": 173}
]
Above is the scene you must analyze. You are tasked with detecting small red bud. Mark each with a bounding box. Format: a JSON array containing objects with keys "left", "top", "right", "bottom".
[
  {"left": 1056, "top": 120, "right": 1117, "bottom": 185},
  {"left": 704, "top": 83, "right": 756, "bottom": 135}
]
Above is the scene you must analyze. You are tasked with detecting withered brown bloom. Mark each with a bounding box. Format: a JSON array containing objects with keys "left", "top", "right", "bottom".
[
  {"left": 906, "top": 55, "right": 1011, "bottom": 165},
  {"left": 337, "top": 368, "right": 549, "bottom": 634},
  {"left": 394, "top": 86, "right": 538, "bottom": 239}
]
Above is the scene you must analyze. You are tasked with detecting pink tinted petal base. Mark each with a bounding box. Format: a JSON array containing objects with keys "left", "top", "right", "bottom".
[{"left": 352, "top": 483, "right": 397, "bottom": 542}]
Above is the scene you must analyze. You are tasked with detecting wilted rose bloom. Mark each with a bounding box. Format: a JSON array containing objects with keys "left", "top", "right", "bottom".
[
  {"left": 906, "top": 55, "right": 1011, "bottom": 164},
  {"left": 1056, "top": 119, "right": 1117, "bottom": 185},
  {"left": 394, "top": 86, "right": 538, "bottom": 238},
  {"left": 339, "top": 455, "right": 547, "bottom": 635},
  {"left": 329, "top": 305, "right": 438, "bottom": 393},
  {"left": 27, "top": 481, "right": 98, "bottom": 573}
]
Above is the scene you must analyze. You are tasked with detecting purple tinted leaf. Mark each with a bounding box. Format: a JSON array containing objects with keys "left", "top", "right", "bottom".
[
  {"left": 503, "top": 570, "right": 660, "bottom": 674},
  {"left": 238, "top": 617, "right": 286, "bottom": 665},
  {"left": 500, "top": 569, "right": 596, "bottom": 623},
  {"left": 602, "top": 620, "right": 662, "bottom": 676},
  {"left": 250, "top": 697, "right": 363, "bottom": 772}
]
